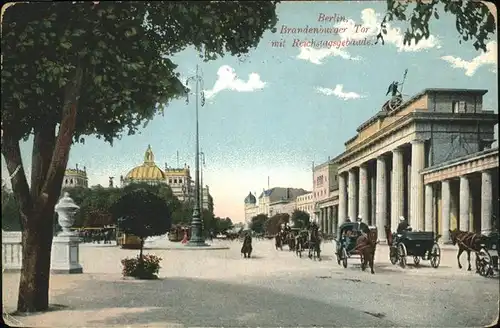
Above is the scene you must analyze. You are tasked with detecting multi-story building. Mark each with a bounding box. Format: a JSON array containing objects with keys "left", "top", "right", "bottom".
[
  {"left": 295, "top": 192, "right": 314, "bottom": 220},
  {"left": 244, "top": 187, "right": 309, "bottom": 222},
  {"left": 62, "top": 164, "right": 89, "bottom": 189},
  {"left": 329, "top": 88, "right": 498, "bottom": 242},
  {"left": 312, "top": 159, "right": 339, "bottom": 232},
  {"left": 120, "top": 145, "right": 212, "bottom": 208}
]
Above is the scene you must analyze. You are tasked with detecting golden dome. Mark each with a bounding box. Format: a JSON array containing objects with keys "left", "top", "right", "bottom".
[{"left": 124, "top": 145, "right": 165, "bottom": 181}]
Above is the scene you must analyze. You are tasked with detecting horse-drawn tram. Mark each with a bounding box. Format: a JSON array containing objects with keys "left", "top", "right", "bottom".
[
  {"left": 335, "top": 222, "right": 377, "bottom": 269},
  {"left": 386, "top": 228, "right": 441, "bottom": 268}
]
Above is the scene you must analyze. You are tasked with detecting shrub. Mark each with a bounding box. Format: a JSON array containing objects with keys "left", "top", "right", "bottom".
[{"left": 121, "top": 254, "right": 162, "bottom": 279}]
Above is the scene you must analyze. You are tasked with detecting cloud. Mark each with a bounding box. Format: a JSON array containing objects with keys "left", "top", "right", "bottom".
[
  {"left": 316, "top": 84, "right": 364, "bottom": 100},
  {"left": 440, "top": 41, "right": 497, "bottom": 76},
  {"left": 297, "top": 8, "right": 440, "bottom": 65},
  {"left": 297, "top": 47, "right": 361, "bottom": 65},
  {"left": 203, "top": 65, "right": 266, "bottom": 99}
]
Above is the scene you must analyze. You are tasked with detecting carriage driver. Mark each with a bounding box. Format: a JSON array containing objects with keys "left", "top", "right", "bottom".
[
  {"left": 355, "top": 216, "right": 370, "bottom": 234},
  {"left": 396, "top": 216, "right": 410, "bottom": 233}
]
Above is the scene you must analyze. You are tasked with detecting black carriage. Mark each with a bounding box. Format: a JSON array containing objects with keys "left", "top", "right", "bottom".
[
  {"left": 475, "top": 231, "right": 499, "bottom": 277},
  {"left": 389, "top": 230, "right": 441, "bottom": 268},
  {"left": 335, "top": 222, "right": 374, "bottom": 268}
]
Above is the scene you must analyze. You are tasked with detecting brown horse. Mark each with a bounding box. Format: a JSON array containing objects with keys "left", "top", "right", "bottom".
[
  {"left": 353, "top": 228, "right": 378, "bottom": 274},
  {"left": 275, "top": 231, "right": 283, "bottom": 250},
  {"left": 287, "top": 231, "right": 296, "bottom": 252},
  {"left": 449, "top": 228, "right": 488, "bottom": 271}
]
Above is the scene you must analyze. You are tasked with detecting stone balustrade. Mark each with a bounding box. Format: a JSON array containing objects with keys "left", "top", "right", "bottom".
[{"left": 2, "top": 231, "right": 22, "bottom": 272}]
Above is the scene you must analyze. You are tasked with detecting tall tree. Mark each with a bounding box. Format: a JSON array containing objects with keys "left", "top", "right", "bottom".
[
  {"left": 1, "top": 1, "right": 279, "bottom": 312},
  {"left": 111, "top": 189, "right": 171, "bottom": 265},
  {"left": 250, "top": 214, "right": 268, "bottom": 234},
  {"left": 291, "top": 209, "right": 310, "bottom": 230},
  {"left": 378, "top": 0, "right": 495, "bottom": 52}
]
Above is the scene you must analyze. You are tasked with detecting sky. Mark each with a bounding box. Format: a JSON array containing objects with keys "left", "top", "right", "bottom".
[{"left": 2, "top": 1, "right": 498, "bottom": 222}]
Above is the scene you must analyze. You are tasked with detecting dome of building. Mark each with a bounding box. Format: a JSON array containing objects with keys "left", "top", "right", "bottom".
[
  {"left": 124, "top": 145, "right": 165, "bottom": 182},
  {"left": 244, "top": 192, "right": 256, "bottom": 204}
]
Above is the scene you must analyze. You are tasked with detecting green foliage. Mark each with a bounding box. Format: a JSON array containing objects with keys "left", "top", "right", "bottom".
[
  {"left": 291, "top": 209, "right": 310, "bottom": 230},
  {"left": 378, "top": 0, "right": 495, "bottom": 52},
  {"left": 213, "top": 216, "right": 233, "bottom": 234},
  {"left": 1, "top": 1, "right": 279, "bottom": 143},
  {"left": 121, "top": 254, "right": 162, "bottom": 279},
  {"left": 250, "top": 214, "right": 268, "bottom": 233},
  {"left": 111, "top": 189, "right": 172, "bottom": 239},
  {"left": 264, "top": 213, "right": 289, "bottom": 235}
]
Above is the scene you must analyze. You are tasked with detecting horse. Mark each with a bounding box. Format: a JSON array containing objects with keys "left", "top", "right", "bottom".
[
  {"left": 353, "top": 228, "right": 378, "bottom": 274},
  {"left": 449, "top": 228, "right": 488, "bottom": 272},
  {"left": 275, "top": 231, "right": 283, "bottom": 250},
  {"left": 308, "top": 227, "right": 322, "bottom": 261},
  {"left": 241, "top": 234, "right": 253, "bottom": 258},
  {"left": 287, "top": 231, "right": 296, "bottom": 252}
]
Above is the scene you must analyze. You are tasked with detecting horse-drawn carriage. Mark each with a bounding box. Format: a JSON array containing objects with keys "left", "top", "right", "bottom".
[
  {"left": 335, "top": 222, "right": 377, "bottom": 269},
  {"left": 475, "top": 231, "right": 499, "bottom": 277},
  {"left": 386, "top": 227, "right": 441, "bottom": 268}
]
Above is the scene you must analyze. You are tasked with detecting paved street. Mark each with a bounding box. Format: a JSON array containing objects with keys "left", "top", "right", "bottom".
[{"left": 3, "top": 239, "right": 498, "bottom": 327}]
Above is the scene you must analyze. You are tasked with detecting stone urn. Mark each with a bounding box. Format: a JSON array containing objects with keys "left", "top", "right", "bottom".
[{"left": 55, "top": 192, "right": 80, "bottom": 236}]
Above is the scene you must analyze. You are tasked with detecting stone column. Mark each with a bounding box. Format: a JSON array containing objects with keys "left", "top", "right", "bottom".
[
  {"left": 424, "top": 184, "right": 434, "bottom": 231},
  {"left": 441, "top": 180, "right": 451, "bottom": 243},
  {"left": 391, "top": 147, "right": 404, "bottom": 230},
  {"left": 410, "top": 139, "right": 425, "bottom": 231},
  {"left": 459, "top": 175, "right": 470, "bottom": 232},
  {"left": 332, "top": 205, "right": 338, "bottom": 236},
  {"left": 348, "top": 169, "right": 358, "bottom": 220},
  {"left": 481, "top": 170, "right": 493, "bottom": 234},
  {"left": 376, "top": 156, "right": 387, "bottom": 242},
  {"left": 370, "top": 173, "right": 376, "bottom": 226},
  {"left": 326, "top": 206, "right": 332, "bottom": 234},
  {"left": 358, "top": 164, "right": 369, "bottom": 222},
  {"left": 338, "top": 172, "right": 347, "bottom": 227},
  {"left": 407, "top": 162, "right": 412, "bottom": 217}
]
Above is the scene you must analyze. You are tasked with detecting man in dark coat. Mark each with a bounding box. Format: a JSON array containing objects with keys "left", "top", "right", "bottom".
[{"left": 396, "top": 216, "right": 410, "bottom": 234}]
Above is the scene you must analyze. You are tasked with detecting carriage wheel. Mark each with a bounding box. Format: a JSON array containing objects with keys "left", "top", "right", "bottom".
[
  {"left": 429, "top": 243, "right": 441, "bottom": 268},
  {"left": 398, "top": 244, "right": 407, "bottom": 268},
  {"left": 342, "top": 247, "right": 348, "bottom": 268},
  {"left": 389, "top": 246, "right": 398, "bottom": 265},
  {"left": 413, "top": 256, "right": 421, "bottom": 266},
  {"left": 476, "top": 248, "right": 493, "bottom": 277}
]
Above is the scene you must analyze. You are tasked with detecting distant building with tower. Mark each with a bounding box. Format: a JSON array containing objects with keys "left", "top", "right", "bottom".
[
  {"left": 62, "top": 164, "right": 89, "bottom": 189},
  {"left": 119, "top": 145, "right": 212, "bottom": 209}
]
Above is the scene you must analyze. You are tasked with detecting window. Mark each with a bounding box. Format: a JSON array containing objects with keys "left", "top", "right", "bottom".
[
  {"left": 70, "top": 179, "right": 73, "bottom": 184},
  {"left": 169, "top": 179, "right": 172, "bottom": 184},
  {"left": 452, "top": 100, "right": 466, "bottom": 113},
  {"left": 174, "top": 179, "right": 177, "bottom": 184},
  {"left": 179, "top": 178, "right": 183, "bottom": 184}
]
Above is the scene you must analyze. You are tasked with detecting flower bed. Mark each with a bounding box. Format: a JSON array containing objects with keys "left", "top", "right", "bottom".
[{"left": 121, "top": 254, "right": 162, "bottom": 279}]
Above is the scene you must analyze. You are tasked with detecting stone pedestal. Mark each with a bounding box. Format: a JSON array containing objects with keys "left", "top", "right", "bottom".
[{"left": 51, "top": 235, "right": 83, "bottom": 274}]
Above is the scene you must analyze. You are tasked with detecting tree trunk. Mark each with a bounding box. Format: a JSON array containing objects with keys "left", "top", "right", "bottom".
[
  {"left": 17, "top": 205, "right": 56, "bottom": 312},
  {"left": 1, "top": 64, "right": 84, "bottom": 313}
]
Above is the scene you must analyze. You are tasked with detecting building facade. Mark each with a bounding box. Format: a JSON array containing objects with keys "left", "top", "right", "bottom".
[
  {"left": 333, "top": 88, "right": 498, "bottom": 242},
  {"left": 62, "top": 165, "right": 89, "bottom": 189},
  {"left": 243, "top": 187, "right": 310, "bottom": 222},
  {"left": 295, "top": 192, "right": 314, "bottom": 219},
  {"left": 312, "top": 159, "right": 340, "bottom": 235},
  {"left": 120, "top": 145, "right": 212, "bottom": 209}
]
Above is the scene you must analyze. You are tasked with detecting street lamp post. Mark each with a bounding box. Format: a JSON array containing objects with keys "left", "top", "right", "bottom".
[
  {"left": 185, "top": 65, "right": 209, "bottom": 247},
  {"left": 199, "top": 150, "right": 205, "bottom": 226}
]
